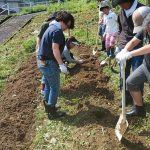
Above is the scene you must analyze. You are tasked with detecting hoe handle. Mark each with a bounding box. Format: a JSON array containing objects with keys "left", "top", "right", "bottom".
[{"left": 121, "top": 63, "right": 126, "bottom": 122}]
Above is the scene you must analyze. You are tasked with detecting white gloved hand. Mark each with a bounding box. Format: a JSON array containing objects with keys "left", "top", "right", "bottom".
[
  {"left": 116, "top": 52, "right": 132, "bottom": 65},
  {"left": 116, "top": 48, "right": 127, "bottom": 63},
  {"left": 59, "top": 64, "right": 69, "bottom": 74},
  {"left": 77, "top": 59, "right": 84, "bottom": 64}
]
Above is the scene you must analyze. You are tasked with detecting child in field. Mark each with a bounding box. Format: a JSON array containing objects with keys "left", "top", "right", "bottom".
[
  {"left": 97, "top": 0, "right": 110, "bottom": 51},
  {"left": 98, "top": 8, "right": 106, "bottom": 51},
  {"left": 100, "top": 1, "right": 119, "bottom": 65},
  {"left": 62, "top": 36, "right": 84, "bottom": 64}
]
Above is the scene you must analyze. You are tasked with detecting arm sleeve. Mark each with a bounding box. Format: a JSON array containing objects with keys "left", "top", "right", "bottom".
[
  {"left": 63, "top": 47, "right": 77, "bottom": 63},
  {"left": 117, "top": 15, "right": 122, "bottom": 33},
  {"left": 52, "top": 30, "right": 64, "bottom": 45}
]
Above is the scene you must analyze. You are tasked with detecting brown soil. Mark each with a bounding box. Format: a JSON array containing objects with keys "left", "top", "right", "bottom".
[
  {"left": 0, "top": 54, "right": 41, "bottom": 150},
  {"left": 61, "top": 46, "right": 150, "bottom": 150},
  {"left": 0, "top": 46, "right": 150, "bottom": 150}
]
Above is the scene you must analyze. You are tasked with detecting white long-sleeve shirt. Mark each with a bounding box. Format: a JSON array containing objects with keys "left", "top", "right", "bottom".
[
  {"left": 62, "top": 46, "right": 78, "bottom": 63},
  {"left": 103, "top": 11, "right": 119, "bottom": 34}
]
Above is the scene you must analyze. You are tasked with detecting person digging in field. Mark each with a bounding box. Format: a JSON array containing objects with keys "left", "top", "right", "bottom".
[
  {"left": 116, "top": 7, "right": 150, "bottom": 117},
  {"left": 112, "top": 0, "right": 144, "bottom": 108},
  {"left": 99, "top": 0, "right": 119, "bottom": 66},
  {"left": 62, "top": 36, "right": 84, "bottom": 64},
  {"left": 41, "top": 36, "right": 84, "bottom": 95},
  {"left": 37, "top": 11, "right": 74, "bottom": 119},
  {"left": 36, "top": 11, "right": 59, "bottom": 95}
]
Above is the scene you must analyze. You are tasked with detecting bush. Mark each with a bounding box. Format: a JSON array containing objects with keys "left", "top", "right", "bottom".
[{"left": 23, "top": 37, "right": 36, "bottom": 53}]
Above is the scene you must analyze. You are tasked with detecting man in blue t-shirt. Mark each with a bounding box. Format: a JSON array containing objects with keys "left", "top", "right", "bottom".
[
  {"left": 38, "top": 11, "right": 74, "bottom": 119},
  {"left": 116, "top": 8, "right": 150, "bottom": 117}
]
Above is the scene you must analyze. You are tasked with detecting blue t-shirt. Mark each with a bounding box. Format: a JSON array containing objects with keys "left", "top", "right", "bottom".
[{"left": 38, "top": 24, "right": 65, "bottom": 61}]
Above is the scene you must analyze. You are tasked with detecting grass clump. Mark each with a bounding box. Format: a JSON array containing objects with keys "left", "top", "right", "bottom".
[
  {"left": 20, "top": 4, "right": 47, "bottom": 15},
  {"left": 23, "top": 37, "right": 36, "bottom": 53}
]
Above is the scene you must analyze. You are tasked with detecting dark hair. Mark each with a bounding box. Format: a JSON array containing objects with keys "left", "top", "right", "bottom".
[
  {"left": 100, "top": 6, "right": 110, "bottom": 11},
  {"left": 66, "top": 36, "right": 80, "bottom": 48},
  {"left": 112, "top": 0, "right": 133, "bottom": 7},
  {"left": 142, "top": 13, "right": 150, "bottom": 29},
  {"left": 55, "top": 11, "right": 75, "bottom": 29}
]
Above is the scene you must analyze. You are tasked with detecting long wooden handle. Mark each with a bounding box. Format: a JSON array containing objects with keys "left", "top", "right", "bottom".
[
  {"left": 95, "top": 24, "right": 99, "bottom": 47},
  {"left": 121, "top": 63, "right": 126, "bottom": 122}
]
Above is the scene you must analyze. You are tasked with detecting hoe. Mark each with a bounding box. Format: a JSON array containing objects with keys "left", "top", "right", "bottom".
[{"left": 115, "top": 62, "right": 128, "bottom": 141}]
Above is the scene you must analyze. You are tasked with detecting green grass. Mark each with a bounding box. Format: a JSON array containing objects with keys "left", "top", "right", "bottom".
[
  {"left": 23, "top": 37, "right": 36, "bottom": 53},
  {"left": 0, "top": 14, "right": 47, "bottom": 92},
  {"left": 19, "top": 4, "right": 47, "bottom": 15},
  {"left": 47, "top": 1, "right": 98, "bottom": 45},
  {"left": 32, "top": 108, "right": 75, "bottom": 150}
]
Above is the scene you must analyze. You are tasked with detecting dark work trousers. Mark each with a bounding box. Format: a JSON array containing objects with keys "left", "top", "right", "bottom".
[{"left": 120, "top": 55, "right": 144, "bottom": 104}]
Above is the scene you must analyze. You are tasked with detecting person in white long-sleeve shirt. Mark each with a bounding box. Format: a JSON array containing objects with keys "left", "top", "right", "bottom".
[
  {"left": 62, "top": 36, "right": 84, "bottom": 64},
  {"left": 100, "top": 1, "right": 119, "bottom": 59}
]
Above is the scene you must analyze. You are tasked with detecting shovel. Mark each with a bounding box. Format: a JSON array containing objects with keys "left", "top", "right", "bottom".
[
  {"left": 115, "top": 62, "right": 128, "bottom": 141},
  {"left": 92, "top": 24, "right": 99, "bottom": 55}
]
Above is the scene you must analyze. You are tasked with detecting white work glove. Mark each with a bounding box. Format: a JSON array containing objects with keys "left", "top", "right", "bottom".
[
  {"left": 77, "top": 59, "right": 84, "bottom": 64},
  {"left": 116, "top": 48, "right": 127, "bottom": 63},
  {"left": 116, "top": 52, "right": 132, "bottom": 65},
  {"left": 59, "top": 64, "right": 69, "bottom": 74}
]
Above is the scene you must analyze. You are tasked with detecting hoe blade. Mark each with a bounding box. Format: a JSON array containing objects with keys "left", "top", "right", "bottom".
[{"left": 115, "top": 114, "right": 128, "bottom": 141}]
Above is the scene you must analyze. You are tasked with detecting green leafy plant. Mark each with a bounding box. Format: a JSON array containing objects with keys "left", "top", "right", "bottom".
[{"left": 23, "top": 37, "right": 36, "bottom": 53}]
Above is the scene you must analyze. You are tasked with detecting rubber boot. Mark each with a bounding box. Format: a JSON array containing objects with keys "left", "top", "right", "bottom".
[
  {"left": 126, "top": 105, "right": 146, "bottom": 117},
  {"left": 43, "top": 101, "right": 61, "bottom": 113},
  {"left": 100, "top": 41, "right": 106, "bottom": 51},
  {"left": 110, "top": 48, "right": 115, "bottom": 58},
  {"left": 47, "top": 105, "right": 66, "bottom": 119},
  {"left": 106, "top": 49, "right": 110, "bottom": 57}
]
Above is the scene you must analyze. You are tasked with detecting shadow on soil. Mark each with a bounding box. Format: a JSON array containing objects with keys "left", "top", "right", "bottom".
[
  {"left": 61, "top": 81, "right": 115, "bottom": 100},
  {"left": 121, "top": 138, "right": 150, "bottom": 150},
  {"left": 58, "top": 104, "right": 117, "bottom": 129}
]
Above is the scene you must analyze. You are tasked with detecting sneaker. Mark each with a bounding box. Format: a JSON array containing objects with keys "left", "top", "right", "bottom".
[
  {"left": 100, "top": 57, "right": 110, "bottom": 66},
  {"left": 126, "top": 105, "right": 146, "bottom": 117}
]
